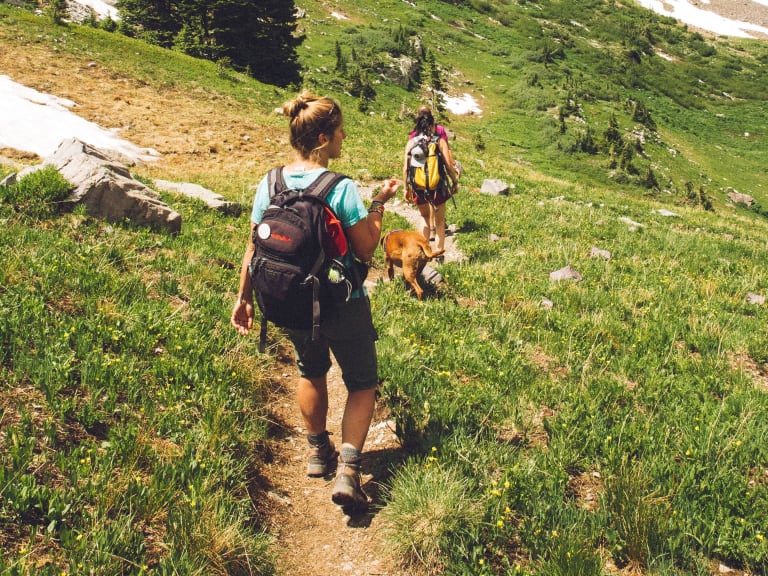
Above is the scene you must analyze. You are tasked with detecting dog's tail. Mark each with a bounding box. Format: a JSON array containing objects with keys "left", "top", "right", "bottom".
[
  {"left": 422, "top": 245, "right": 445, "bottom": 260},
  {"left": 415, "top": 234, "right": 445, "bottom": 260}
]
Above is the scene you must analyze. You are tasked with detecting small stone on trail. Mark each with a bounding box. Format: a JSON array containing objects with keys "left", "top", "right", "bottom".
[{"left": 746, "top": 293, "right": 765, "bottom": 305}]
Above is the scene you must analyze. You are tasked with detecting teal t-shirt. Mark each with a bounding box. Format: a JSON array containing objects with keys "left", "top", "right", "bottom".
[{"left": 250, "top": 168, "right": 369, "bottom": 297}]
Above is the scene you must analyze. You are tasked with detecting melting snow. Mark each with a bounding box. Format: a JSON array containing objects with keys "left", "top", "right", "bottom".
[
  {"left": 635, "top": 0, "right": 768, "bottom": 39},
  {"left": 0, "top": 75, "right": 158, "bottom": 162}
]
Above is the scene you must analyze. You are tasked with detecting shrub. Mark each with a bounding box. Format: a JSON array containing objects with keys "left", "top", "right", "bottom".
[
  {"left": 380, "top": 460, "right": 480, "bottom": 575},
  {"left": 0, "top": 166, "right": 72, "bottom": 220}
]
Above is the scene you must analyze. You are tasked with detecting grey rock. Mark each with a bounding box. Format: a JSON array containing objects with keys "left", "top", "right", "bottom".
[
  {"left": 154, "top": 179, "right": 242, "bottom": 216},
  {"left": 0, "top": 172, "right": 17, "bottom": 187},
  {"left": 480, "top": 179, "right": 510, "bottom": 195},
  {"left": 420, "top": 265, "right": 443, "bottom": 286},
  {"left": 728, "top": 191, "right": 754, "bottom": 206},
  {"left": 550, "top": 265, "right": 582, "bottom": 282},
  {"left": 746, "top": 293, "right": 765, "bottom": 305},
  {"left": 589, "top": 246, "right": 611, "bottom": 260},
  {"left": 47, "top": 138, "right": 181, "bottom": 233}
]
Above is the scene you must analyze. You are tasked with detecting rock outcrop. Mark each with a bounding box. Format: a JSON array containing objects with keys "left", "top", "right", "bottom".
[
  {"left": 153, "top": 179, "right": 242, "bottom": 216},
  {"left": 48, "top": 138, "right": 181, "bottom": 233}
]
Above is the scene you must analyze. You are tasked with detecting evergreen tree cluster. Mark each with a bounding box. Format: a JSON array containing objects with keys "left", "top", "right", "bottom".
[{"left": 115, "top": 0, "right": 303, "bottom": 86}]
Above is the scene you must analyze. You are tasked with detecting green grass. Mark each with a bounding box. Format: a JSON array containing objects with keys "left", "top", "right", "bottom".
[
  {"left": 375, "top": 187, "right": 768, "bottom": 573},
  {"left": 2, "top": 0, "right": 768, "bottom": 574},
  {"left": 1, "top": 171, "right": 275, "bottom": 574}
]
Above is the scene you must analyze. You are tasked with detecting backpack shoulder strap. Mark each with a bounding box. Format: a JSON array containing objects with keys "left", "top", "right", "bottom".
[
  {"left": 302, "top": 170, "right": 348, "bottom": 202},
  {"left": 267, "top": 166, "right": 284, "bottom": 198}
]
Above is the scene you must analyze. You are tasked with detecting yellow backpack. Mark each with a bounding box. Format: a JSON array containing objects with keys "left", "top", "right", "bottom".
[{"left": 409, "top": 134, "right": 444, "bottom": 192}]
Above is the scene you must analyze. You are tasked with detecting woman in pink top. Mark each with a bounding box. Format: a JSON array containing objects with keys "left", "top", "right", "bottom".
[{"left": 403, "top": 107, "right": 459, "bottom": 252}]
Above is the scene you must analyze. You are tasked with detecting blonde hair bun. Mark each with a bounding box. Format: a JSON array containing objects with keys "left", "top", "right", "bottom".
[{"left": 283, "top": 91, "right": 315, "bottom": 119}]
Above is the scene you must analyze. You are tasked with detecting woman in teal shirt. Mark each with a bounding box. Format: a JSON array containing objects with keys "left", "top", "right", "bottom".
[{"left": 232, "top": 91, "right": 399, "bottom": 512}]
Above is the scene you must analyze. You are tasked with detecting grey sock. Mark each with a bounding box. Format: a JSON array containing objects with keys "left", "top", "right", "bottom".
[
  {"left": 307, "top": 431, "right": 330, "bottom": 447},
  {"left": 340, "top": 445, "right": 362, "bottom": 465}
]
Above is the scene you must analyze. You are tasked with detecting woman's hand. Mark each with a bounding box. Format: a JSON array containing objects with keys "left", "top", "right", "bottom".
[
  {"left": 372, "top": 178, "right": 400, "bottom": 204},
  {"left": 231, "top": 297, "right": 254, "bottom": 336},
  {"left": 347, "top": 178, "right": 402, "bottom": 262}
]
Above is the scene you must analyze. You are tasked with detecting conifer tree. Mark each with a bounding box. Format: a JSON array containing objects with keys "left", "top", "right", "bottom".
[
  {"left": 116, "top": 0, "right": 302, "bottom": 86},
  {"left": 335, "top": 41, "right": 346, "bottom": 73},
  {"left": 116, "top": 0, "right": 176, "bottom": 45},
  {"left": 212, "top": 0, "right": 302, "bottom": 86}
]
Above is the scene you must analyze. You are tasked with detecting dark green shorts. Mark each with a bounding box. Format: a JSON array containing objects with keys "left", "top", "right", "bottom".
[{"left": 285, "top": 296, "right": 379, "bottom": 392}]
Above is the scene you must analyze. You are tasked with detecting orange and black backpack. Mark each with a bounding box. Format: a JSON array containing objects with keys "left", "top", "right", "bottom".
[{"left": 248, "top": 167, "right": 365, "bottom": 351}]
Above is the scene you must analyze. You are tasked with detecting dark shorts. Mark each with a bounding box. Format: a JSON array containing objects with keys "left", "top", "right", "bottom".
[
  {"left": 413, "top": 185, "right": 451, "bottom": 207},
  {"left": 285, "top": 296, "right": 379, "bottom": 392}
]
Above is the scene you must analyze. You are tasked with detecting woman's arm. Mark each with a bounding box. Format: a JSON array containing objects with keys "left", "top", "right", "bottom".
[
  {"left": 230, "top": 222, "right": 257, "bottom": 335},
  {"left": 346, "top": 178, "right": 400, "bottom": 262}
]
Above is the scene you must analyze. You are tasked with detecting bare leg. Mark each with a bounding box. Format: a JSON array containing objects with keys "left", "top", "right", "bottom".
[
  {"left": 341, "top": 388, "right": 377, "bottom": 451},
  {"left": 417, "top": 202, "right": 431, "bottom": 243},
  {"left": 297, "top": 375, "right": 328, "bottom": 435},
  {"left": 429, "top": 208, "right": 436, "bottom": 240},
  {"left": 434, "top": 202, "right": 447, "bottom": 251}
]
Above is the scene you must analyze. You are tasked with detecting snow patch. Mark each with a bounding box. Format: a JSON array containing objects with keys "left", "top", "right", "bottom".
[
  {"left": 0, "top": 75, "right": 158, "bottom": 163},
  {"left": 439, "top": 92, "right": 482, "bottom": 116},
  {"left": 635, "top": 0, "right": 768, "bottom": 38},
  {"left": 75, "top": 0, "right": 118, "bottom": 20}
]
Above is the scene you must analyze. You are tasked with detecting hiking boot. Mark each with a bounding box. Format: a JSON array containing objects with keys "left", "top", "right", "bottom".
[
  {"left": 306, "top": 432, "right": 338, "bottom": 478},
  {"left": 332, "top": 462, "right": 369, "bottom": 512}
]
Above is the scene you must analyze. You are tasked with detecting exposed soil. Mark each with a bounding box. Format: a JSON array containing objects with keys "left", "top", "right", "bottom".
[{"left": 256, "top": 347, "right": 404, "bottom": 576}]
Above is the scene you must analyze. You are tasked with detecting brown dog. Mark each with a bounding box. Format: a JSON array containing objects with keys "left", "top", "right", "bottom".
[{"left": 381, "top": 230, "right": 445, "bottom": 300}]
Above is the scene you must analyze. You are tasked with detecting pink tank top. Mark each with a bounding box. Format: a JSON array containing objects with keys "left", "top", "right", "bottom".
[{"left": 409, "top": 125, "right": 448, "bottom": 141}]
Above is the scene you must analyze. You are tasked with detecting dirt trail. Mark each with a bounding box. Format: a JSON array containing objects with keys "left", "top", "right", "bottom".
[
  {"left": 257, "top": 189, "right": 462, "bottom": 576},
  {"left": 259, "top": 354, "right": 401, "bottom": 576}
]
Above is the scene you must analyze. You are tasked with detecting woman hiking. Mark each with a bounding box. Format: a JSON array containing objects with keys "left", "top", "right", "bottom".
[{"left": 231, "top": 91, "right": 399, "bottom": 512}]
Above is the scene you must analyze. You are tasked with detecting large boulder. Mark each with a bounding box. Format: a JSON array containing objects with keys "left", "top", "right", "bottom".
[
  {"left": 381, "top": 55, "right": 420, "bottom": 88},
  {"left": 47, "top": 138, "right": 181, "bottom": 233}
]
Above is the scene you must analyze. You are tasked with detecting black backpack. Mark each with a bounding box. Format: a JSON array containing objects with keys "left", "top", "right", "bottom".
[{"left": 249, "top": 167, "right": 363, "bottom": 352}]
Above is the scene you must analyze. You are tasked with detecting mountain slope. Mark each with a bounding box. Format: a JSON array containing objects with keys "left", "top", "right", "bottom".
[
  {"left": 2, "top": 2, "right": 768, "bottom": 574},
  {"left": 292, "top": 0, "right": 767, "bottom": 208}
]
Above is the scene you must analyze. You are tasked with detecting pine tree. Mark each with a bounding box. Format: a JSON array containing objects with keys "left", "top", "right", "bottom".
[
  {"left": 604, "top": 113, "right": 623, "bottom": 148},
  {"left": 116, "top": 0, "right": 303, "bottom": 86},
  {"left": 212, "top": 0, "right": 302, "bottom": 86},
  {"left": 335, "top": 41, "right": 347, "bottom": 73},
  {"left": 48, "top": 0, "right": 67, "bottom": 25},
  {"left": 115, "top": 0, "right": 177, "bottom": 46}
]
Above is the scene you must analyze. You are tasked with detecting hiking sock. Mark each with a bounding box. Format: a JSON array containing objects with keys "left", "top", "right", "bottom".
[
  {"left": 307, "top": 431, "right": 337, "bottom": 477},
  {"left": 339, "top": 445, "right": 362, "bottom": 468},
  {"left": 307, "top": 431, "right": 331, "bottom": 448}
]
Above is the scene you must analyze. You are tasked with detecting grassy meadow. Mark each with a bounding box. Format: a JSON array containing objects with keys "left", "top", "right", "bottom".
[{"left": 2, "top": 0, "right": 768, "bottom": 574}]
